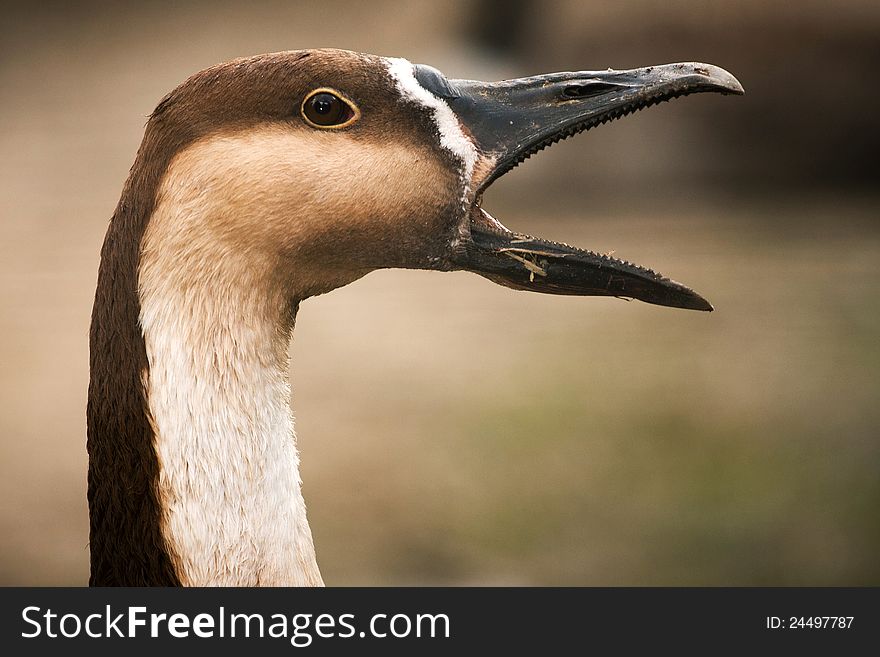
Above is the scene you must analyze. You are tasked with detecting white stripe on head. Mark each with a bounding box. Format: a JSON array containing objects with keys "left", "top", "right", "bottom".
[{"left": 384, "top": 57, "right": 477, "bottom": 202}]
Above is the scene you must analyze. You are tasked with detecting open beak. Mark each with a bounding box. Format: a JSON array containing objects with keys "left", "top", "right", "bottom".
[{"left": 427, "top": 62, "right": 744, "bottom": 311}]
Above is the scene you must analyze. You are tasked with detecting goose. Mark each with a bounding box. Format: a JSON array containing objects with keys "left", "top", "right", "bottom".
[{"left": 87, "top": 48, "right": 743, "bottom": 586}]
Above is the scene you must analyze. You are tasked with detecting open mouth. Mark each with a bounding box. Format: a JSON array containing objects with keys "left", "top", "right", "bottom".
[{"left": 437, "top": 62, "right": 744, "bottom": 311}]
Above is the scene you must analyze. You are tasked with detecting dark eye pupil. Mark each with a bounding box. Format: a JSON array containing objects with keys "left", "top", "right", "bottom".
[
  {"left": 303, "top": 91, "right": 353, "bottom": 127},
  {"left": 312, "top": 95, "right": 334, "bottom": 114}
]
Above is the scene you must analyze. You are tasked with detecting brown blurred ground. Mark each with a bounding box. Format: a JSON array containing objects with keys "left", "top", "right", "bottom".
[{"left": 1, "top": 1, "right": 878, "bottom": 585}]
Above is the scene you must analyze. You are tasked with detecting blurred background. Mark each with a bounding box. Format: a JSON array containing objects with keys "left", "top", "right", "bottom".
[{"left": 1, "top": 0, "right": 878, "bottom": 585}]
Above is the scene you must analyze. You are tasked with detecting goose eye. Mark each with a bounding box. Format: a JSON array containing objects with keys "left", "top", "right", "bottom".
[{"left": 301, "top": 89, "right": 358, "bottom": 128}]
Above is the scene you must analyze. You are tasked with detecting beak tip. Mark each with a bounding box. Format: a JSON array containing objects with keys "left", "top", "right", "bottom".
[
  {"left": 690, "top": 295, "right": 715, "bottom": 312},
  {"left": 692, "top": 62, "right": 745, "bottom": 95}
]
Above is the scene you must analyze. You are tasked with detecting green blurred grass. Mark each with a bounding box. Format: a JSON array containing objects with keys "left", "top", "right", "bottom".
[{"left": 298, "top": 200, "right": 880, "bottom": 585}]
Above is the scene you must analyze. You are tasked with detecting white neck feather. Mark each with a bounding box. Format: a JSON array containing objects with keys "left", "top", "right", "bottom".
[{"left": 138, "top": 210, "right": 323, "bottom": 587}]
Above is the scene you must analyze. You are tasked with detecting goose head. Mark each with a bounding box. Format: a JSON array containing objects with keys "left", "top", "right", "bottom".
[{"left": 142, "top": 48, "right": 741, "bottom": 307}]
